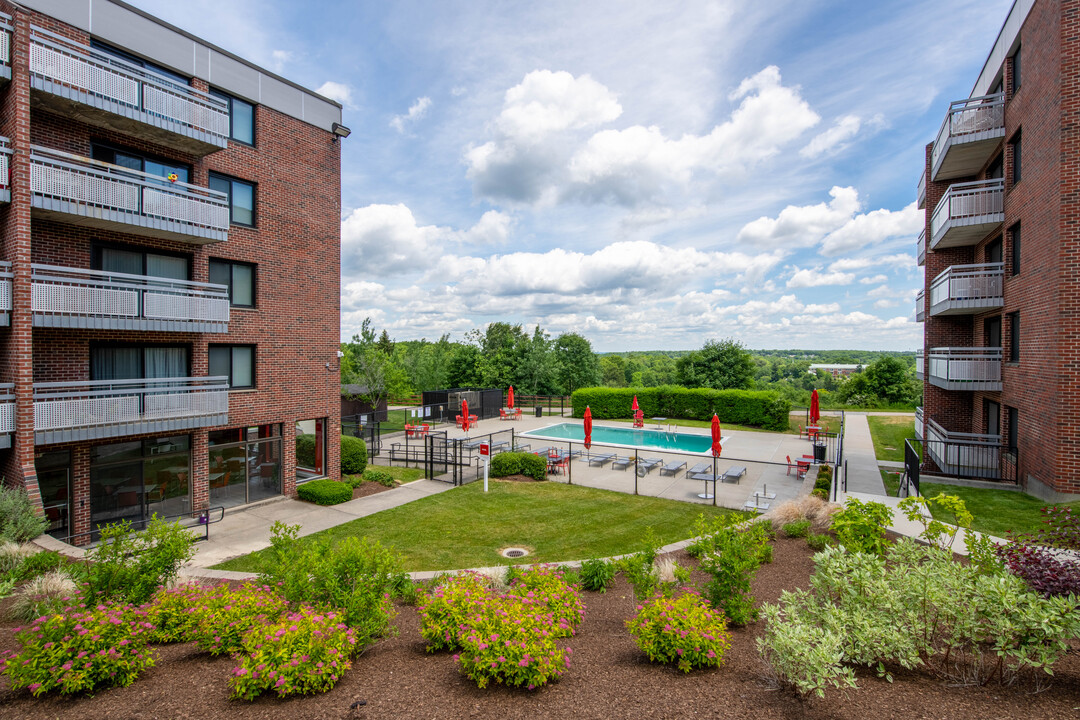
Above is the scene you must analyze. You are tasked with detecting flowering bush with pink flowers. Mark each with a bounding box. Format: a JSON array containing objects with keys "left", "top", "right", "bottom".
[
  {"left": 506, "top": 565, "right": 585, "bottom": 637},
  {"left": 188, "top": 583, "right": 288, "bottom": 655},
  {"left": 229, "top": 606, "right": 358, "bottom": 700},
  {"left": 626, "top": 591, "right": 732, "bottom": 673},
  {"left": 418, "top": 572, "right": 494, "bottom": 651},
  {"left": 142, "top": 583, "right": 213, "bottom": 644},
  {"left": 0, "top": 603, "right": 156, "bottom": 695}
]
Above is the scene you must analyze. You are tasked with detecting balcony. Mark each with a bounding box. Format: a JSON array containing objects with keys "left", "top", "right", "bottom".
[
  {"left": 923, "top": 417, "right": 1003, "bottom": 480},
  {"left": 917, "top": 228, "right": 925, "bottom": 267},
  {"left": 915, "top": 289, "right": 925, "bottom": 322},
  {"left": 917, "top": 170, "right": 926, "bottom": 210},
  {"left": 915, "top": 349, "right": 923, "bottom": 380},
  {"left": 930, "top": 93, "right": 1005, "bottom": 181},
  {"left": 914, "top": 406, "right": 924, "bottom": 441},
  {"left": 32, "top": 264, "right": 230, "bottom": 333},
  {"left": 29, "top": 27, "right": 228, "bottom": 155},
  {"left": 928, "top": 263, "right": 1004, "bottom": 316},
  {"left": 0, "top": 14, "right": 10, "bottom": 83},
  {"left": 30, "top": 146, "right": 229, "bottom": 245},
  {"left": 0, "top": 383, "right": 12, "bottom": 449},
  {"left": 926, "top": 347, "right": 1001, "bottom": 391},
  {"left": 33, "top": 376, "right": 228, "bottom": 445},
  {"left": 0, "top": 260, "right": 10, "bottom": 327},
  {"left": 930, "top": 179, "right": 1004, "bottom": 250}
]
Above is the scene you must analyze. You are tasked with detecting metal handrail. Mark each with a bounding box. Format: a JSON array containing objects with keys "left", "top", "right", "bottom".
[
  {"left": 930, "top": 179, "right": 1004, "bottom": 241},
  {"left": 917, "top": 228, "right": 926, "bottom": 264},
  {"left": 929, "top": 262, "right": 1004, "bottom": 306},
  {"left": 34, "top": 375, "right": 229, "bottom": 399},
  {"left": 32, "top": 263, "right": 229, "bottom": 295},
  {"left": 931, "top": 92, "right": 1005, "bottom": 170},
  {"left": 925, "top": 417, "right": 1000, "bottom": 444},
  {"left": 54, "top": 506, "right": 227, "bottom": 546}
]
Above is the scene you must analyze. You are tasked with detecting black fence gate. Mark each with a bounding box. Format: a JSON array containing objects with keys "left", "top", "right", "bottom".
[
  {"left": 901, "top": 439, "right": 921, "bottom": 497},
  {"left": 341, "top": 414, "right": 381, "bottom": 456}
]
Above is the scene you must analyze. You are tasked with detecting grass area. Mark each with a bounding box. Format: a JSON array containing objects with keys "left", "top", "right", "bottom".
[
  {"left": 922, "top": 482, "right": 1080, "bottom": 538},
  {"left": 214, "top": 481, "right": 740, "bottom": 573},
  {"left": 356, "top": 464, "right": 425, "bottom": 484},
  {"left": 880, "top": 467, "right": 904, "bottom": 497},
  {"left": 379, "top": 409, "right": 409, "bottom": 433},
  {"left": 866, "top": 415, "right": 916, "bottom": 463}
]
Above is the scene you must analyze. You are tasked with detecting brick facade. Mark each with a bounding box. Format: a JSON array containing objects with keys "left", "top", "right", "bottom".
[{"left": 0, "top": 1, "right": 343, "bottom": 537}]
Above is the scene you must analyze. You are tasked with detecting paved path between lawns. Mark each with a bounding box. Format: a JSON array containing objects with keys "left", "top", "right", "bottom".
[
  {"left": 838, "top": 413, "right": 886, "bottom": 495},
  {"left": 186, "top": 479, "right": 454, "bottom": 570}
]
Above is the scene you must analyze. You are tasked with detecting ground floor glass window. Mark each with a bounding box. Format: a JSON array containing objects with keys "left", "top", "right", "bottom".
[
  {"left": 208, "top": 425, "right": 282, "bottom": 509},
  {"left": 36, "top": 450, "right": 71, "bottom": 540},
  {"left": 89, "top": 436, "right": 191, "bottom": 535},
  {"left": 295, "top": 418, "right": 326, "bottom": 481}
]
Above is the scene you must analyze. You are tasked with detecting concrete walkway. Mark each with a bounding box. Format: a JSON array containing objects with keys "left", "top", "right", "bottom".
[
  {"left": 841, "top": 490, "right": 1003, "bottom": 556},
  {"left": 839, "top": 413, "right": 886, "bottom": 495}
]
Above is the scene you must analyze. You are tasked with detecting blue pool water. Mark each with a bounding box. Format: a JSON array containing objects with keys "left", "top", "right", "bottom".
[{"left": 522, "top": 422, "right": 725, "bottom": 454}]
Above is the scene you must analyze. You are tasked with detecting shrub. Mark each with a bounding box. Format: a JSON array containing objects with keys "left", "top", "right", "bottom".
[
  {"left": 766, "top": 495, "right": 836, "bottom": 532},
  {"left": 340, "top": 435, "right": 368, "bottom": 475},
  {"left": 296, "top": 479, "right": 353, "bottom": 505},
  {"left": 8, "top": 570, "right": 79, "bottom": 623},
  {"left": 84, "top": 517, "right": 196, "bottom": 606},
  {"left": 698, "top": 521, "right": 771, "bottom": 626},
  {"left": 830, "top": 498, "right": 891, "bottom": 556},
  {"left": 806, "top": 533, "right": 830, "bottom": 552},
  {"left": 143, "top": 583, "right": 214, "bottom": 644},
  {"left": 570, "top": 386, "right": 789, "bottom": 430},
  {"left": 295, "top": 433, "right": 317, "bottom": 468},
  {"left": 506, "top": 565, "right": 585, "bottom": 636},
  {"left": 898, "top": 493, "right": 972, "bottom": 552},
  {"left": 363, "top": 470, "right": 395, "bottom": 487},
  {"left": 230, "top": 607, "right": 358, "bottom": 700},
  {"left": 418, "top": 572, "right": 493, "bottom": 651},
  {"left": 782, "top": 520, "right": 811, "bottom": 539},
  {"left": 627, "top": 592, "right": 732, "bottom": 672},
  {"left": 757, "top": 541, "right": 1080, "bottom": 696},
  {"left": 814, "top": 476, "right": 831, "bottom": 494},
  {"left": 0, "top": 485, "right": 48, "bottom": 543},
  {"left": 811, "top": 488, "right": 828, "bottom": 501},
  {"left": 997, "top": 543, "right": 1080, "bottom": 598},
  {"left": 489, "top": 452, "right": 548, "bottom": 481},
  {"left": 617, "top": 528, "right": 664, "bottom": 600},
  {"left": 580, "top": 558, "right": 616, "bottom": 593},
  {"left": 189, "top": 583, "right": 289, "bottom": 655},
  {"left": 1, "top": 603, "right": 156, "bottom": 696}
]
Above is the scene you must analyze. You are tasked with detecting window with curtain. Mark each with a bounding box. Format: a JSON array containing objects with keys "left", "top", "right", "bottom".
[
  {"left": 91, "top": 345, "right": 190, "bottom": 381},
  {"left": 93, "top": 245, "right": 191, "bottom": 281},
  {"left": 91, "top": 144, "right": 190, "bottom": 184}
]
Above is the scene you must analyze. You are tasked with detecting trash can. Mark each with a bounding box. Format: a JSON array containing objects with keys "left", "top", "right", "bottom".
[
  {"left": 813, "top": 442, "right": 826, "bottom": 463},
  {"left": 535, "top": 406, "right": 543, "bottom": 418}
]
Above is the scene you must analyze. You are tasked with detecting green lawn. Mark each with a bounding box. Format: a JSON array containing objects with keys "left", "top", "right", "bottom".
[
  {"left": 379, "top": 409, "right": 409, "bottom": 433},
  {"left": 922, "top": 482, "right": 1080, "bottom": 537},
  {"left": 359, "top": 464, "right": 425, "bottom": 484},
  {"left": 866, "top": 415, "right": 916, "bottom": 463},
  {"left": 214, "top": 481, "right": 740, "bottom": 573},
  {"left": 880, "top": 467, "right": 904, "bottom": 497}
]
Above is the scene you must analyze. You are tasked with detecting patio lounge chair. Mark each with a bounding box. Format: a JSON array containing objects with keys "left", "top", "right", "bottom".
[
  {"left": 688, "top": 462, "right": 711, "bottom": 477},
  {"left": 721, "top": 465, "right": 746, "bottom": 484},
  {"left": 612, "top": 456, "right": 634, "bottom": 471},
  {"left": 464, "top": 439, "right": 485, "bottom": 450},
  {"left": 659, "top": 460, "right": 687, "bottom": 477},
  {"left": 637, "top": 457, "right": 662, "bottom": 476},
  {"left": 588, "top": 453, "right": 615, "bottom": 467}
]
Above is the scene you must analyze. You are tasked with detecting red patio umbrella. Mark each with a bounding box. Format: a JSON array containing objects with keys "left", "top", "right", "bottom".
[
  {"left": 711, "top": 413, "right": 722, "bottom": 457},
  {"left": 583, "top": 406, "right": 593, "bottom": 450},
  {"left": 810, "top": 389, "right": 820, "bottom": 426},
  {"left": 461, "top": 398, "right": 470, "bottom": 433},
  {"left": 507, "top": 386, "right": 515, "bottom": 409},
  {"left": 631, "top": 395, "right": 639, "bottom": 414}
]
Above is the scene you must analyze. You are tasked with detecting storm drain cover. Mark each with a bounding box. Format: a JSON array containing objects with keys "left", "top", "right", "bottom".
[{"left": 501, "top": 548, "right": 528, "bottom": 558}]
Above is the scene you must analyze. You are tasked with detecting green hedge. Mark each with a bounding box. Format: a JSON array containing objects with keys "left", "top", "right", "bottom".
[
  {"left": 297, "top": 479, "right": 353, "bottom": 505},
  {"left": 570, "top": 386, "right": 790, "bottom": 431},
  {"left": 341, "top": 435, "right": 368, "bottom": 475},
  {"left": 489, "top": 452, "right": 548, "bottom": 482}
]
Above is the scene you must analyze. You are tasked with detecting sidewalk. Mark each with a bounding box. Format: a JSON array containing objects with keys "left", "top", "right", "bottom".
[
  {"left": 839, "top": 413, "right": 887, "bottom": 495},
  {"left": 841, "top": 490, "right": 1002, "bottom": 555}
]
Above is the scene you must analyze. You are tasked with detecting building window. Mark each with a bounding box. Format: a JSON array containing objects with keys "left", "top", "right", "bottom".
[
  {"left": 1008, "top": 311, "right": 1020, "bottom": 363},
  {"left": 91, "top": 143, "right": 191, "bottom": 184},
  {"left": 89, "top": 435, "right": 191, "bottom": 536},
  {"left": 1010, "top": 222, "right": 1021, "bottom": 275},
  {"left": 1011, "top": 132, "right": 1022, "bottom": 185},
  {"left": 985, "top": 236, "right": 1002, "bottom": 264},
  {"left": 1011, "top": 45, "right": 1021, "bottom": 92},
  {"left": 91, "top": 39, "right": 190, "bottom": 86},
  {"left": 987, "top": 154, "right": 1003, "bottom": 180},
  {"left": 985, "top": 400, "right": 1000, "bottom": 436},
  {"left": 1006, "top": 406, "right": 1018, "bottom": 449},
  {"left": 208, "top": 425, "right": 281, "bottom": 508},
  {"left": 209, "top": 345, "right": 255, "bottom": 389},
  {"left": 93, "top": 245, "right": 190, "bottom": 280},
  {"left": 209, "top": 89, "right": 255, "bottom": 145},
  {"left": 91, "top": 344, "right": 189, "bottom": 380},
  {"left": 209, "top": 259, "right": 255, "bottom": 307},
  {"left": 208, "top": 173, "right": 255, "bottom": 227},
  {"left": 984, "top": 315, "right": 1001, "bottom": 349},
  {"left": 296, "top": 418, "right": 327, "bottom": 481}
]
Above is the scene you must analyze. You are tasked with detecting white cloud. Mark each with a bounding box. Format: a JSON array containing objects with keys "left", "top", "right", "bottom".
[
  {"left": 800, "top": 114, "right": 861, "bottom": 158},
  {"left": 316, "top": 81, "right": 353, "bottom": 108},
  {"left": 819, "top": 201, "right": 922, "bottom": 256},
  {"left": 390, "top": 96, "right": 433, "bottom": 133},
  {"left": 860, "top": 274, "right": 888, "bottom": 284},
  {"left": 496, "top": 70, "right": 622, "bottom": 141},
  {"left": 270, "top": 49, "right": 293, "bottom": 73},
  {"left": 786, "top": 267, "right": 855, "bottom": 288},
  {"left": 737, "top": 186, "right": 860, "bottom": 248},
  {"left": 458, "top": 210, "right": 513, "bottom": 245},
  {"left": 828, "top": 254, "right": 915, "bottom": 272}
]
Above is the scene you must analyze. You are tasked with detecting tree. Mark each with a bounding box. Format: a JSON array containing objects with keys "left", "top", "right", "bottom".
[
  {"left": 676, "top": 339, "right": 755, "bottom": 390},
  {"left": 863, "top": 356, "right": 918, "bottom": 405},
  {"left": 341, "top": 318, "right": 412, "bottom": 411},
  {"left": 599, "top": 354, "right": 627, "bottom": 387},
  {"left": 446, "top": 343, "right": 483, "bottom": 388},
  {"left": 517, "top": 325, "right": 558, "bottom": 395},
  {"left": 553, "top": 332, "right": 600, "bottom": 394}
]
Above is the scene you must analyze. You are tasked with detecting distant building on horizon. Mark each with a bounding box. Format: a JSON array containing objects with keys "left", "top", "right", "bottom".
[{"left": 807, "top": 364, "right": 861, "bottom": 378}]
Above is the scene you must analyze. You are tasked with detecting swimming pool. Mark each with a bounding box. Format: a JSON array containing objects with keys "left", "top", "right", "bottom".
[{"left": 521, "top": 422, "right": 728, "bottom": 454}]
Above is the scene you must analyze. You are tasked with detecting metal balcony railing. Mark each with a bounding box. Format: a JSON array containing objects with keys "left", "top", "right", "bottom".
[
  {"left": 34, "top": 376, "right": 229, "bottom": 445},
  {"left": 930, "top": 179, "right": 1004, "bottom": 250},
  {"left": 915, "top": 349, "right": 923, "bottom": 380},
  {"left": 928, "top": 263, "right": 1004, "bottom": 316},
  {"left": 30, "top": 145, "right": 229, "bottom": 244},
  {"left": 915, "top": 289, "right": 925, "bottom": 322},
  {"left": 0, "top": 135, "right": 10, "bottom": 202},
  {"left": 0, "top": 382, "right": 12, "bottom": 449},
  {"left": 29, "top": 27, "right": 228, "bottom": 152},
  {"left": 31, "top": 264, "right": 230, "bottom": 332},
  {"left": 914, "top": 406, "right": 924, "bottom": 441},
  {"left": 0, "top": 260, "right": 10, "bottom": 327},
  {"left": 926, "top": 347, "right": 1001, "bottom": 391},
  {"left": 931, "top": 93, "right": 1006, "bottom": 181},
  {"left": 917, "top": 170, "right": 926, "bottom": 210},
  {"left": 0, "top": 14, "right": 11, "bottom": 81},
  {"left": 917, "top": 228, "right": 926, "bottom": 266},
  {"left": 923, "top": 417, "right": 1007, "bottom": 480}
]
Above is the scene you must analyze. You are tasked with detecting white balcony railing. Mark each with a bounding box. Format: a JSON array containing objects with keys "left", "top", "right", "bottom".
[
  {"left": 915, "top": 349, "right": 924, "bottom": 380},
  {"left": 29, "top": 27, "right": 228, "bottom": 147},
  {"left": 30, "top": 145, "right": 229, "bottom": 243},
  {"left": 931, "top": 93, "right": 1006, "bottom": 181},
  {"left": 0, "top": 382, "right": 11, "bottom": 449},
  {"left": 917, "top": 227, "right": 926, "bottom": 266},
  {"left": 915, "top": 289, "right": 925, "bottom": 322},
  {"left": 31, "top": 264, "right": 230, "bottom": 332},
  {"left": 927, "top": 347, "right": 1001, "bottom": 391},
  {"left": 928, "top": 263, "right": 1004, "bottom": 316},
  {"left": 930, "top": 179, "right": 1004, "bottom": 250},
  {"left": 34, "top": 376, "right": 229, "bottom": 444},
  {"left": 924, "top": 417, "right": 1002, "bottom": 478},
  {"left": 0, "top": 14, "right": 11, "bottom": 75},
  {"left": 914, "top": 406, "right": 924, "bottom": 440},
  {"left": 917, "top": 170, "right": 926, "bottom": 210}
]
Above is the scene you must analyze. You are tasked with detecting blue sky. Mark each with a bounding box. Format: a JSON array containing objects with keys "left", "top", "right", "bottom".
[{"left": 131, "top": 0, "right": 1013, "bottom": 351}]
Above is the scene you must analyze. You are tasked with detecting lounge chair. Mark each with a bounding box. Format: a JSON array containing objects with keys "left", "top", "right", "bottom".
[
  {"left": 637, "top": 457, "right": 662, "bottom": 476},
  {"left": 513, "top": 442, "right": 531, "bottom": 452},
  {"left": 463, "top": 439, "right": 485, "bottom": 450},
  {"left": 612, "top": 456, "right": 634, "bottom": 471},
  {"left": 721, "top": 465, "right": 747, "bottom": 484},
  {"left": 659, "top": 460, "right": 687, "bottom": 477},
  {"left": 688, "top": 462, "right": 711, "bottom": 477},
  {"left": 588, "top": 453, "right": 615, "bottom": 467}
]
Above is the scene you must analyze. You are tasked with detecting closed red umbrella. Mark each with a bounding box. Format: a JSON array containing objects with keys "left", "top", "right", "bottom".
[
  {"left": 461, "top": 398, "right": 470, "bottom": 433},
  {"left": 508, "top": 386, "right": 515, "bottom": 409},
  {"left": 583, "top": 406, "right": 593, "bottom": 450},
  {"left": 711, "top": 413, "right": 722, "bottom": 457},
  {"left": 810, "top": 389, "right": 820, "bottom": 425},
  {"left": 631, "top": 395, "right": 639, "bottom": 413}
]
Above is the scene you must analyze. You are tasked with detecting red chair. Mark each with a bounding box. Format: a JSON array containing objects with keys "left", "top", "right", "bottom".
[
  {"left": 455, "top": 415, "right": 463, "bottom": 428},
  {"left": 786, "top": 455, "right": 796, "bottom": 476},
  {"left": 552, "top": 456, "right": 569, "bottom": 475},
  {"left": 499, "top": 409, "right": 509, "bottom": 421},
  {"left": 404, "top": 423, "right": 414, "bottom": 437},
  {"left": 633, "top": 410, "right": 645, "bottom": 428},
  {"left": 513, "top": 408, "right": 522, "bottom": 421}
]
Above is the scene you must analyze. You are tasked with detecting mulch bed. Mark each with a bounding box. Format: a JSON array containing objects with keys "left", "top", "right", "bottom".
[
  {"left": 2, "top": 537, "right": 1078, "bottom": 719},
  {"left": 350, "top": 482, "right": 395, "bottom": 500}
]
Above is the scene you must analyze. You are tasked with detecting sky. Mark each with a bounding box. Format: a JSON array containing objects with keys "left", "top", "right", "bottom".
[{"left": 130, "top": 0, "right": 1015, "bottom": 352}]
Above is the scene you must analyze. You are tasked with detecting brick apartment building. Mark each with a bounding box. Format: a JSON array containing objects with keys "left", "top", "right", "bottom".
[
  {"left": 0, "top": 0, "right": 345, "bottom": 541},
  {"left": 915, "top": 0, "right": 1080, "bottom": 500}
]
